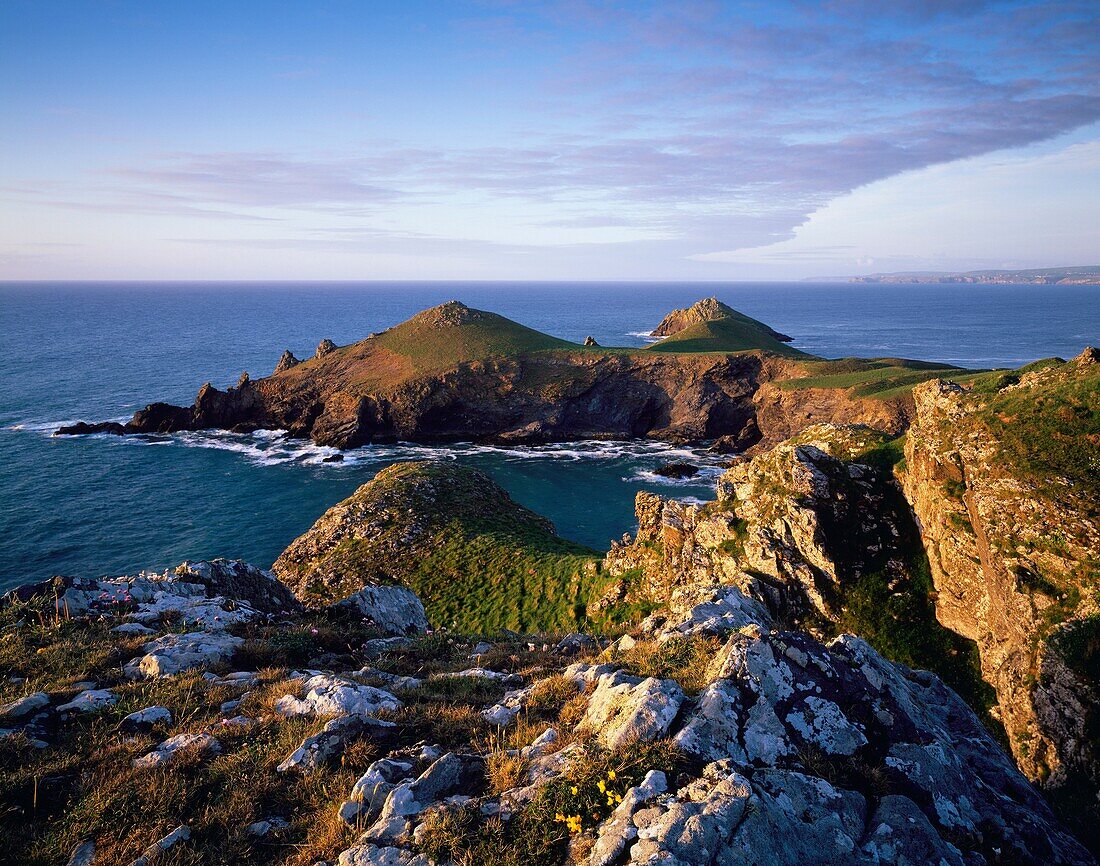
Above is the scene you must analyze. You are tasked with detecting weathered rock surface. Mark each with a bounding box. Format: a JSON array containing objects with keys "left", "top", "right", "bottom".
[
  {"left": 603, "top": 424, "right": 919, "bottom": 619},
  {"left": 576, "top": 672, "right": 685, "bottom": 750},
  {"left": 273, "top": 674, "right": 402, "bottom": 718},
  {"left": 125, "top": 631, "right": 244, "bottom": 679},
  {"left": 903, "top": 356, "right": 1100, "bottom": 798}
]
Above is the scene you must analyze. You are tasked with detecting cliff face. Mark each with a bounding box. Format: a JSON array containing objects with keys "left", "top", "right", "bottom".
[
  {"left": 902, "top": 351, "right": 1100, "bottom": 798},
  {"left": 603, "top": 425, "right": 912, "bottom": 615}
]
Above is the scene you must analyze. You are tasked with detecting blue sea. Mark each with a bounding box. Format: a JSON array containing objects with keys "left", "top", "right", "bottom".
[{"left": 1, "top": 281, "right": 1096, "bottom": 592}]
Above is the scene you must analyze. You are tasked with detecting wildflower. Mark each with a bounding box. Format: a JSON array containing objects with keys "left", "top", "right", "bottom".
[
  {"left": 597, "top": 780, "right": 606, "bottom": 793},
  {"left": 570, "top": 785, "right": 578, "bottom": 795},
  {"left": 310, "top": 628, "right": 319, "bottom": 635},
  {"left": 607, "top": 770, "right": 616, "bottom": 781}
]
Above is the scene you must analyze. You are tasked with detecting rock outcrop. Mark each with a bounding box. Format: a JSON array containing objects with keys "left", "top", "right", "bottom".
[
  {"left": 650, "top": 297, "right": 793, "bottom": 342},
  {"left": 1, "top": 556, "right": 1094, "bottom": 863},
  {"left": 903, "top": 352, "right": 1100, "bottom": 803}
]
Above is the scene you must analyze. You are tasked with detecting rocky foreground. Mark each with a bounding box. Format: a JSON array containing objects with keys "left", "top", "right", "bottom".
[{"left": 2, "top": 557, "right": 1094, "bottom": 866}]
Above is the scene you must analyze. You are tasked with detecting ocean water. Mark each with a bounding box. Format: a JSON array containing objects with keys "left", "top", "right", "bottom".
[{"left": 1, "top": 281, "right": 1096, "bottom": 591}]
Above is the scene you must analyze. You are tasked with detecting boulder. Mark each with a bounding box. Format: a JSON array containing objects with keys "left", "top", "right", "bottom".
[
  {"left": 576, "top": 672, "right": 684, "bottom": 750},
  {"left": 339, "top": 585, "right": 429, "bottom": 635},
  {"left": 124, "top": 631, "right": 243, "bottom": 678},
  {"left": 273, "top": 675, "right": 402, "bottom": 718}
]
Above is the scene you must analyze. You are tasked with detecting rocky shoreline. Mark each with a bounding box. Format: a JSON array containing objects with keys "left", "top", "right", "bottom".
[{"left": 54, "top": 300, "right": 913, "bottom": 450}]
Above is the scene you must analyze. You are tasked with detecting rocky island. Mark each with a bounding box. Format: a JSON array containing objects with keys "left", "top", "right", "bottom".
[
  {"left": 57, "top": 298, "right": 956, "bottom": 450},
  {"left": 5, "top": 303, "right": 1097, "bottom": 865}
]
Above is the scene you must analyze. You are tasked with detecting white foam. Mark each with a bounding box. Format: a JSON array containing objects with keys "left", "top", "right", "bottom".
[{"left": 626, "top": 330, "right": 662, "bottom": 343}]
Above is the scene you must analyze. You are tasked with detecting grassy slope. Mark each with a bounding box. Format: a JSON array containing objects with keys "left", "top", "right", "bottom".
[
  {"left": 967, "top": 358, "right": 1100, "bottom": 504},
  {"left": 778, "top": 357, "right": 971, "bottom": 400},
  {"left": 646, "top": 315, "right": 808, "bottom": 356},
  {"left": 278, "top": 463, "right": 607, "bottom": 634}
]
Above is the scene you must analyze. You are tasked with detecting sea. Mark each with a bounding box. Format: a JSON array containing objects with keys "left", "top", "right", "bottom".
[{"left": 1, "top": 281, "right": 1096, "bottom": 592}]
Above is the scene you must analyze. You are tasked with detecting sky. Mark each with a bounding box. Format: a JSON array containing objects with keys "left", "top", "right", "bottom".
[{"left": 1, "top": 0, "right": 1097, "bottom": 281}]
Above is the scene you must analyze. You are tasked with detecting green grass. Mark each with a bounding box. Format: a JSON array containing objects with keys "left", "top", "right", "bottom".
[
  {"left": 970, "top": 359, "right": 1100, "bottom": 503},
  {"left": 778, "top": 357, "right": 970, "bottom": 399},
  {"left": 275, "top": 462, "right": 609, "bottom": 633},
  {"left": 373, "top": 305, "right": 575, "bottom": 375},
  {"left": 646, "top": 315, "right": 808, "bottom": 356}
]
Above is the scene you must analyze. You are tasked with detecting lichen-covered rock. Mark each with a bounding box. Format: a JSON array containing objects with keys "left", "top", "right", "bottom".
[
  {"left": 338, "top": 585, "right": 429, "bottom": 635},
  {"left": 604, "top": 424, "right": 917, "bottom": 621},
  {"left": 273, "top": 675, "right": 402, "bottom": 718},
  {"left": 124, "top": 631, "right": 243, "bottom": 679},
  {"left": 576, "top": 672, "right": 684, "bottom": 750}
]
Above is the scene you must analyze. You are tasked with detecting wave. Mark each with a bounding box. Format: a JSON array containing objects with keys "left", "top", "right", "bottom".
[
  {"left": 16, "top": 419, "right": 732, "bottom": 474},
  {"left": 625, "top": 330, "right": 661, "bottom": 343}
]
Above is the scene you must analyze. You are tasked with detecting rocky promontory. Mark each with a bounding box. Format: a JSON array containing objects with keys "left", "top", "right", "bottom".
[{"left": 56, "top": 300, "right": 936, "bottom": 450}]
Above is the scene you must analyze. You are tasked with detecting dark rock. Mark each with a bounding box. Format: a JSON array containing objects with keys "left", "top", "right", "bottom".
[
  {"left": 55, "top": 421, "right": 126, "bottom": 436},
  {"left": 322, "top": 453, "right": 344, "bottom": 462},
  {"left": 584, "top": 336, "right": 600, "bottom": 346},
  {"left": 653, "top": 462, "right": 700, "bottom": 479}
]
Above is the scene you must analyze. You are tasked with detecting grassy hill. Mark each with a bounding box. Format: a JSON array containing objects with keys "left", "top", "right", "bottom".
[
  {"left": 646, "top": 315, "right": 809, "bottom": 356},
  {"left": 273, "top": 462, "right": 610, "bottom": 633}
]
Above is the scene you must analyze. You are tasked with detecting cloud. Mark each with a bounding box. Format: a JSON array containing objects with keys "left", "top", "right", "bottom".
[{"left": 6, "top": 0, "right": 1098, "bottom": 275}]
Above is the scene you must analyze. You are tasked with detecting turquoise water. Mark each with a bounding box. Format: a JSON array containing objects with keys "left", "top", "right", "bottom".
[{"left": 1, "top": 281, "right": 1096, "bottom": 590}]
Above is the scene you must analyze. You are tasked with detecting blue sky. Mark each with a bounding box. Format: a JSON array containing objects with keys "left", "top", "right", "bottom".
[{"left": 1, "top": 0, "right": 1097, "bottom": 280}]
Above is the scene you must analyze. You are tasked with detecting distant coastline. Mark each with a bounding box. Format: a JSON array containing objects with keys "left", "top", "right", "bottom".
[{"left": 841, "top": 266, "right": 1100, "bottom": 285}]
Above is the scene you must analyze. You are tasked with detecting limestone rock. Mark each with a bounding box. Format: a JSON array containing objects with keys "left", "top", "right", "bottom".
[
  {"left": 273, "top": 674, "right": 402, "bottom": 718},
  {"left": 118, "top": 705, "right": 172, "bottom": 733},
  {"left": 133, "top": 733, "right": 220, "bottom": 768},
  {"left": 576, "top": 672, "right": 684, "bottom": 750},
  {"left": 316, "top": 338, "right": 337, "bottom": 358},
  {"left": 57, "top": 689, "right": 117, "bottom": 714},
  {"left": 124, "top": 631, "right": 243, "bottom": 679}
]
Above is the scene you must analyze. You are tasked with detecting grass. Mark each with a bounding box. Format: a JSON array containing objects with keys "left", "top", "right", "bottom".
[
  {"left": 778, "top": 357, "right": 970, "bottom": 399},
  {"left": 969, "top": 358, "right": 1100, "bottom": 503},
  {"left": 646, "top": 315, "right": 808, "bottom": 356},
  {"left": 275, "top": 462, "right": 612, "bottom": 634}
]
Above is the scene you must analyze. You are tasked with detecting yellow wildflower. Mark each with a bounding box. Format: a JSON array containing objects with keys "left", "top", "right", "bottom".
[
  {"left": 597, "top": 780, "right": 607, "bottom": 793},
  {"left": 607, "top": 770, "right": 617, "bottom": 781}
]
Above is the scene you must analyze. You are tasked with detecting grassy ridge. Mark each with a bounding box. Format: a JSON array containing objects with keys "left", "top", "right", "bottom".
[
  {"left": 275, "top": 462, "right": 608, "bottom": 633},
  {"left": 778, "top": 357, "right": 970, "bottom": 399}
]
